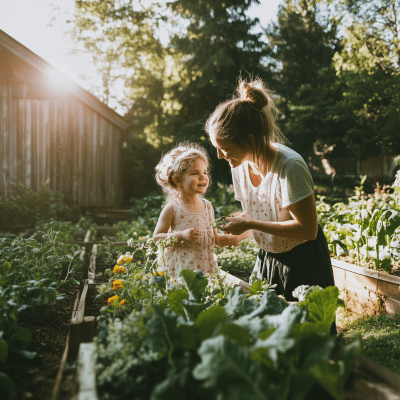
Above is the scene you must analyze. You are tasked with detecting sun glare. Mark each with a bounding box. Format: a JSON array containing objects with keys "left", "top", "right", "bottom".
[{"left": 44, "top": 65, "right": 78, "bottom": 95}]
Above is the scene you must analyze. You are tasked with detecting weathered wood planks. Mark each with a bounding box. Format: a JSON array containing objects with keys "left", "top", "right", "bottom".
[{"left": 332, "top": 258, "right": 400, "bottom": 319}]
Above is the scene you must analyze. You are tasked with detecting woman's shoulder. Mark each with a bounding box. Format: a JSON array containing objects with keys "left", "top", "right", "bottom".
[
  {"left": 274, "top": 144, "right": 308, "bottom": 170},
  {"left": 274, "top": 143, "right": 303, "bottom": 161}
]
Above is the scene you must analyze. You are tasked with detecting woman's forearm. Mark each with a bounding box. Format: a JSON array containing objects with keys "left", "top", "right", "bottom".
[{"left": 246, "top": 218, "right": 316, "bottom": 240}]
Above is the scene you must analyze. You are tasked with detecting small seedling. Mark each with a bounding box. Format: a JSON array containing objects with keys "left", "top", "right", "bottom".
[{"left": 212, "top": 216, "right": 230, "bottom": 229}]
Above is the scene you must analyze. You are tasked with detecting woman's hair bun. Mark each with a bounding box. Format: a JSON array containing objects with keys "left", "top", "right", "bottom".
[{"left": 236, "top": 77, "right": 269, "bottom": 111}]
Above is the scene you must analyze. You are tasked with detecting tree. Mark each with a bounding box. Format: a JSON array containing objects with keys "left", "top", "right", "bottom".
[
  {"left": 263, "top": 0, "right": 343, "bottom": 159},
  {"left": 68, "top": 0, "right": 268, "bottom": 194},
  {"left": 331, "top": 0, "right": 400, "bottom": 155},
  {"left": 166, "top": 0, "right": 267, "bottom": 183}
]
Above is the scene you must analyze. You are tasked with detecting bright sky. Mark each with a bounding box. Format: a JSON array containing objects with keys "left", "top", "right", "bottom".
[{"left": 0, "top": 0, "right": 282, "bottom": 113}]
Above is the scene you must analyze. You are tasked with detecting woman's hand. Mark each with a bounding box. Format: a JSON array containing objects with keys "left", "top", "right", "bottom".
[{"left": 221, "top": 216, "right": 252, "bottom": 235}]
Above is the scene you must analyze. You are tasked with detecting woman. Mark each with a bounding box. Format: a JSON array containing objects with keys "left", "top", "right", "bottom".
[{"left": 206, "top": 77, "right": 335, "bottom": 303}]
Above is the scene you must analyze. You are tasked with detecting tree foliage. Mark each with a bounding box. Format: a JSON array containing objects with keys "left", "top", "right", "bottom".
[
  {"left": 67, "top": 0, "right": 400, "bottom": 197},
  {"left": 263, "top": 0, "right": 343, "bottom": 156},
  {"left": 331, "top": 0, "right": 400, "bottom": 155}
]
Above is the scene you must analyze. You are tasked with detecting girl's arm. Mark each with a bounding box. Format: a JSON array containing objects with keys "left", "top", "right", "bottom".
[
  {"left": 221, "top": 194, "right": 318, "bottom": 241},
  {"left": 153, "top": 203, "right": 200, "bottom": 243},
  {"left": 214, "top": 230, "right": 251, "bottom": 247}
]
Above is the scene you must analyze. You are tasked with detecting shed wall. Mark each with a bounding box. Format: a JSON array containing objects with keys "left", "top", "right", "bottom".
[{"left": 0, "top": 81, "right": 122, "bottom": 208}]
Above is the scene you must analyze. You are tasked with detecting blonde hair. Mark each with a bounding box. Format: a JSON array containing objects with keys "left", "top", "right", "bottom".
[
  {"left": 205, "top": 77, "right": 286, "bottom": 164},
  {"left": 155, "top": 142, "right": 210, "bottom": 201}
]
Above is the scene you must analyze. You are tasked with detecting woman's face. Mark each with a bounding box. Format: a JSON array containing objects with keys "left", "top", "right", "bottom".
[{"left": 209, "top": 131, "right": 252, "bottom": 168}]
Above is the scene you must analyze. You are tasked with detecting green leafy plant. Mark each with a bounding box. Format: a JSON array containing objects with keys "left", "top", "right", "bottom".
[
  {"left": 0, "top": 220, "right": 88, "bottom": 392},
  {"left": 96, "top": 278, "right": 360, "bottom": 400}
]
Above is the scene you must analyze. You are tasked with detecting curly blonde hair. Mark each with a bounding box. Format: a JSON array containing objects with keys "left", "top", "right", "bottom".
[{"left": 155, "top": 142, "right": 211, "bottom": 201}]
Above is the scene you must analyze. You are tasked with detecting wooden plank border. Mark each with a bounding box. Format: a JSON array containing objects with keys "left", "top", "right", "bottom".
[
  {"left": 219, "top": 270, "right": 250, "bottom": 293},
  {"left": 331, "top": 258, "right": 400, "bottom": 317},
  {"left": 74, "top": 343, "right": 99, "bottom": 400},
  {"left": 331, "top": 258, "right": 400, "bottom": 285}
]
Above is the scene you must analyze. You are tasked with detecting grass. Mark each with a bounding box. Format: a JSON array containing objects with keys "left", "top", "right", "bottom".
[{"left": 339, "top": 313, "right": 400, "bottom": 374}]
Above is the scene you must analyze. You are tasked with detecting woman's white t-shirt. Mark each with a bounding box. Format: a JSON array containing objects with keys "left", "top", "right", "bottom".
[{"left": 231, "top": 143, "right": 314, "bottom": 253}]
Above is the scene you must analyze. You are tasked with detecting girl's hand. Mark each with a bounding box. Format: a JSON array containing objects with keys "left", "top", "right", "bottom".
[
  {"left": 180, "top": 228, "right": 200, "bottom": 242},
  {"left": 221, "top": 216, "right": 252, "bottom": 235}
]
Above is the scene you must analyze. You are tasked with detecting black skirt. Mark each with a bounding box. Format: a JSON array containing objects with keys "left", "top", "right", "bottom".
[{"left": 252, "top": 224, "right": 335, "bottom": 302}]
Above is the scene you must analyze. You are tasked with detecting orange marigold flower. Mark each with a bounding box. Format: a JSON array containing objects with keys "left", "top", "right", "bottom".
[
  {"left": 117, "top": 254, "right": 133, "bottom": 265},
  {"left": 118, "top": 299, "right": 128, "bottom": 307},
  {"left": 112, "top": 280, "right": 124, "bottom": 290},
  {"left": 113, "top": 265, "right": 126, "bottom": 274},
  {"left": 107, "top": 295, "right": 119, "bottom": 305}
]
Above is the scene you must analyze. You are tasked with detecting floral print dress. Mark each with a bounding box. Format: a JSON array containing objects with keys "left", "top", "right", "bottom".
[{"left": 161, "top": 198, "right": 218, "bottom": 276}]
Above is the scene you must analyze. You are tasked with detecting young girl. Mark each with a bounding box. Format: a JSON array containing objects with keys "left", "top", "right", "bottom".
[{"left": 153, "top": 143, "right": 244, "bottom": 276}]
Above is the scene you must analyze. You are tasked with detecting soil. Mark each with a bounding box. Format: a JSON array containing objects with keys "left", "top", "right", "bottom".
[{"left": 1, "top": 256, "right": 111, "bottom": 400}]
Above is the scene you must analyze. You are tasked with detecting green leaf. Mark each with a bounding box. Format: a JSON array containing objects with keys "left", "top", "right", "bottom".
[
  {"left": 251, "top": 347, "right": 274, "bottom": 368},
  {"left": 0, "top": 339, "right": 8, "bottom": 363},
  {"left": 252, "top": 305, "right": 304, "bottom": 365},
  {"left": 250, "top": 280, "right": 262, "bottom": 295},
  {"left": 258, "top": 328, "right": 275, "bottom": 340},
  {"left": 11, "top": 349, "right": 36, "bottom": 360},
  {"left": 181, "top": 299, "right": 204, "bottom": 321},
  {"left": 168, "top": 289, "right": 189, "bottom": 318},
  {"left": 0, "top": 372, "right": 16, "bottom": 392},
  {"left": 176, "top": 323, "right": 197, "bottom": 350},
  {"left": 286, "top": 371, "right": 317, "bottom": 400},
  {"left": 193, "top": 336, "right": 267, "bottom": 400},
  {"left": 180, "top": 269, "right": 208, "bottom": 301},
  {"left": 10, "top": 327, "right": 32, "bottom": 351},
  {"left": 219, "top": 324, "right": 252, "bottom": 347},
  {"left": 0, "top": 262, "right": 11, "bottom": 277},
  {"left": 246, "top": 290, "right": 288, "bottom": 319},
  {"left": 195, "top": 306, "right": 228, "bottom": 341},
  {"left": 224, "top": 287, "right": 258, "bottom": 319},
  {"left": 340, "top": 335, "right": 362, "bottom": 381},
  {"left": 26, "top": 287, "right": 43, "bottom": 298},
  {"left": 309, "top": 358, "right": 344, "bottom": 400},
  {"left": 297, "top": 333, "right": 335, "bottom": 370},
  {"left": 150, "top": 275, "right": 166, "bottom": 287},
  {"left": 146, "top": 308, "right": 176, "bottom": 354},
  {"left": 300, "top": 286, "right": 344, "bottom": 333}
]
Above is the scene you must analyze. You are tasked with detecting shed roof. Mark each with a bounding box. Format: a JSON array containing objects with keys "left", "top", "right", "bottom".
[{"left": 0, "top": 29, "right": 128, "bottom": 130}]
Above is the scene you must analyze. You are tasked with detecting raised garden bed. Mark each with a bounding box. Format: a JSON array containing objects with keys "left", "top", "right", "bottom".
[
  {"left": 66, "top": 266, "right": 400, "bottom": 400},
  {"left": 331, "top": 258, "right": 400, "bottom": 319}
]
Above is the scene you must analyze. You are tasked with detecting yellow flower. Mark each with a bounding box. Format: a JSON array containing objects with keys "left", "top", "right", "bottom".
[
  {"left": 112, "top": 280, "right": 124, "bottom": 290},
  {"left": 153, "top": 271, "right": 164, "bottom": 276},
  {"left": 107, "top": 295, "right": 119, "bottom": 305},
  {"left": 117, "top": 254, "right": 133, "bottom": 265},
  {"left": 113, "top": 265, "right": 126, "bottom": 274},
  {"left": 118, "top": 299, "right": 128, "bottom": 307}
]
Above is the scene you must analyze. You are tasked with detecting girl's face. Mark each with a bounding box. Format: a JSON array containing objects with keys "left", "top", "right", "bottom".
[
  {"left": 209, "top": 131, "right": 252, "bottom": 168},
  {"left": 176, "top": 157, "right": 209, "bottom": 197}
]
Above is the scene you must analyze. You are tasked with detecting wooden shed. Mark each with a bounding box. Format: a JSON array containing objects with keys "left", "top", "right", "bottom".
[{"left": 0, "top": 29, "right": 128, "bottom": 209}]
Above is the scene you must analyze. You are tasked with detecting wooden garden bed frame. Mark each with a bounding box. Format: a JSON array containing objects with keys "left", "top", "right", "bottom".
[
  {"left": 51, "top": 230, "right": 99, "bottom": 400},
  {"left": 331, "top": 258, "right": 400, "bottom": 318}
]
